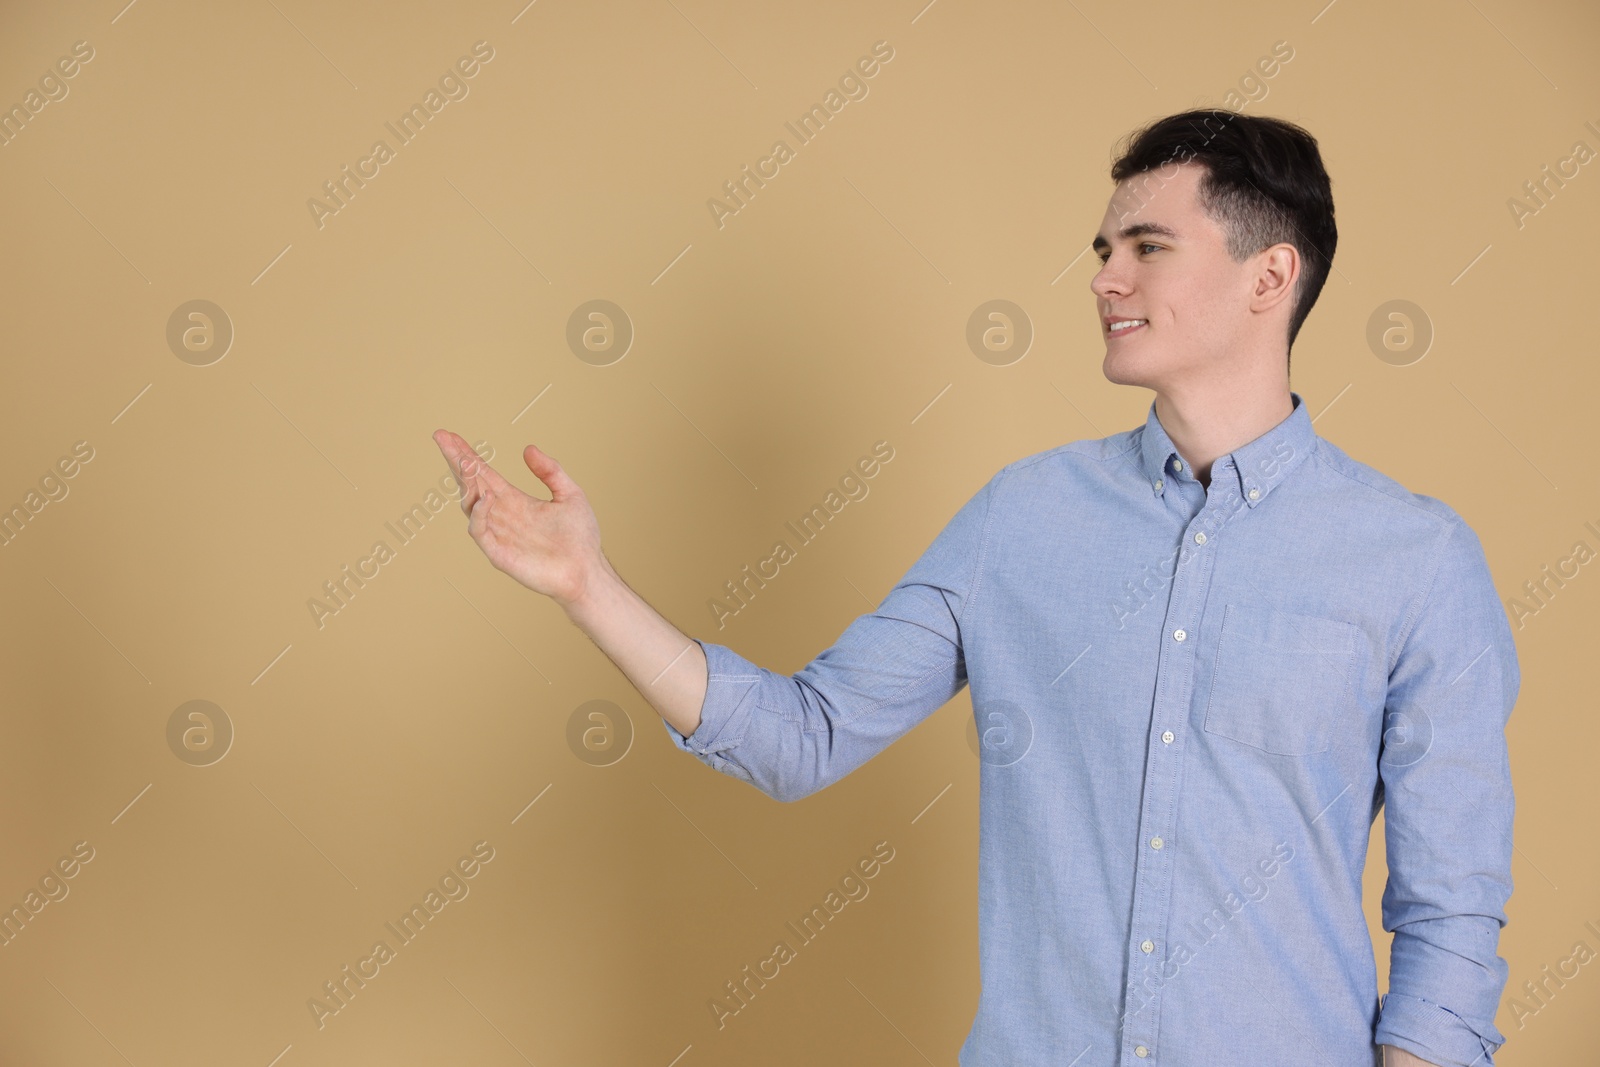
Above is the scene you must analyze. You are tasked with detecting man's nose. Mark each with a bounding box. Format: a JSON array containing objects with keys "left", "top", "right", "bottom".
[{"left": 1091, "top": 263, "right": 1127, "bottom": 298}]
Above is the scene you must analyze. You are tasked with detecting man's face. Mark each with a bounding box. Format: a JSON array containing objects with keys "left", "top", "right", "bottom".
[{"left": 1090, "top": 161, "right": 1255, "bottom": 392}]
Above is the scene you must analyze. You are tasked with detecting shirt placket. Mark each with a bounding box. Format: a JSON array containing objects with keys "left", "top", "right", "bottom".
[{"left": 1121, "top": 457, "right": 1236, "bottom": 1064}]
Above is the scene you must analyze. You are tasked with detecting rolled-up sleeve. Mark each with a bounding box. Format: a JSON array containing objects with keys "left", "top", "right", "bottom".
[
  {"left": 1374, "top": 518, "right": 1521, "bottom": 1066},
  {"left": 660, "top": 468, "right": 1004, "bottom": 803}
]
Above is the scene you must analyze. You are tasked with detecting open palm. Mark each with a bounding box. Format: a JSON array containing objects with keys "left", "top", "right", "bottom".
[{"left": 431, "top": 429, "right": 603, "bottom": 606}]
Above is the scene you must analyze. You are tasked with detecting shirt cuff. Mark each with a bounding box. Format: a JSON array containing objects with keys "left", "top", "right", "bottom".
[
  {"left": 1375, "top": 992, "right": 1499, "bottom": 1067},
  {"left": 658, "top": 638, "right": 766, "bottom": 787}
]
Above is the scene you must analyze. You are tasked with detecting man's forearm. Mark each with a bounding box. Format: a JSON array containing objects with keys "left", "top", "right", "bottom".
[{"left": 561, "top": 553, "right": 709, "bottom": 738}]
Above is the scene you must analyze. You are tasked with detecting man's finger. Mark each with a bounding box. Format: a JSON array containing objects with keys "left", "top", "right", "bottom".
[
  {"left": 433, "top": 430, "right": 491, "bottom": 521},
  {"left": 433, "top": 429, "right": 507, "bottom": 494}
]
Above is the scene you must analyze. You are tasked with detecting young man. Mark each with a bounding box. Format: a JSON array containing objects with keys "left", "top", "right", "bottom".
[{"left": 432, "top": 110, "right": 1518, "bottom": 1067}]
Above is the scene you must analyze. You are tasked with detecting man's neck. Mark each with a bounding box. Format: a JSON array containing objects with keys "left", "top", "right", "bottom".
[{"left": 1152, "top": 381, "right": 1294, "bottom": 490}]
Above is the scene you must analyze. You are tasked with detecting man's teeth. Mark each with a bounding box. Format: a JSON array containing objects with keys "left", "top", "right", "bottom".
[{"left": 1110, "top": 319, "right": 1147, "bottom": 332}]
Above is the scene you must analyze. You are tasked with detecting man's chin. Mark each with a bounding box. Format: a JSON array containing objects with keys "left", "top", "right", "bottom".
[{"left": 1101, "top": 349, "right": 1154, "bottom": 388}]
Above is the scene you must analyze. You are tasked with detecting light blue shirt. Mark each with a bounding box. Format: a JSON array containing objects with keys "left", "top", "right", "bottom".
[{"left": 663, "top": 391, "right": 1519, "bottom": 1067}]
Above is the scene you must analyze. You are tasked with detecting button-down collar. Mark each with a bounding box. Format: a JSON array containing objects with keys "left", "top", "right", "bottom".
[{"left": 1139, "top": 390, "right": 1315, "bottom": 508}]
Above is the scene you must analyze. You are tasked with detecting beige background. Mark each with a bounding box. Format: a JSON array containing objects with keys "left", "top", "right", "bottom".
[{"left": 1, "top": 0, "right": 1596, "bottom": 1063}]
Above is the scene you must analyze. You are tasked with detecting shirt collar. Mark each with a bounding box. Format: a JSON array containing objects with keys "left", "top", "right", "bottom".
[{"left": 1138, "top": 390, "right": 1314, "bottom": 508}]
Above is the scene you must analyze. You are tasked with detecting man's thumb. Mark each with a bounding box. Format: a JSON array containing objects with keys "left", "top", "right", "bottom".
[{"left": 523, "top": 443, "right": 576, "bottom": 500}]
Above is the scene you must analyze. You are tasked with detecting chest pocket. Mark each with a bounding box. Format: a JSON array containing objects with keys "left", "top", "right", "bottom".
[{"left": 1203, "top": 602, "right": 1359, "bottom": 756}]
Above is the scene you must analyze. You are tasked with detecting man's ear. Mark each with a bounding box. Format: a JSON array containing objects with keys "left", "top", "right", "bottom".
[{"left": 1250, "top": 242, "right": 1299, "bottom": 313}]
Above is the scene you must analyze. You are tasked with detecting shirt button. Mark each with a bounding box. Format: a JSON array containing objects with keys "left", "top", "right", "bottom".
[
  {"left": 1161, "top": 730, "right": 1174, "bottom": 744},
  {"left": 1193, "top": 531, "right": 1206, "bottom": 545},
  {"left": 1172, "top": 628, "right": 1186, "bottom": 642},
  {"left": 1141, "top": 939, "right": 1155, "bottom": 953},
  {"left": 1154, "top": 479, "right": 1163, "bottom": 492},
  {"left": 1135, "top": 1045, "right": 1149, "bottom": 1058},
  {"left": 1173, "top": 459, "right": 1184, "bottom": 472},
  {"left": 1248, "top": 487, "right": 1259, "bottom": 500},
  {"left": 1150, "top": 836, "right": 1163, "bottom": 850}
]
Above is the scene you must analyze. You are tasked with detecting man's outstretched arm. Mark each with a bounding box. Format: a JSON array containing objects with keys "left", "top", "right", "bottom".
[{"left": 433, "top": 428, "right": 1003, "bottom": 803}]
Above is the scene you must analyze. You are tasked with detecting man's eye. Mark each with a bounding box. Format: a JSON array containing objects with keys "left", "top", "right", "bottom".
[{"left": 1095, "top": 244, "right": 1160, "bottom": 263}]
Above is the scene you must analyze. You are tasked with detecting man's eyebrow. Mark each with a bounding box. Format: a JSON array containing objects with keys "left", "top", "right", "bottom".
[{"left": 1091, "top": 221, "right": 1181, "bottom": 251}]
